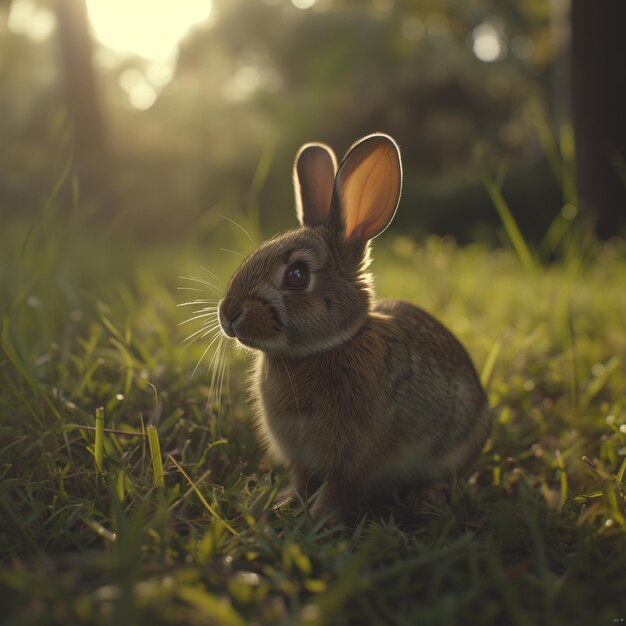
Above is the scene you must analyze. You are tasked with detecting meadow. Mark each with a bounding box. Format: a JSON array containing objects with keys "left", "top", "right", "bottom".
[{"left": 1, "top": 201, "right": 625, "bottom": 626}]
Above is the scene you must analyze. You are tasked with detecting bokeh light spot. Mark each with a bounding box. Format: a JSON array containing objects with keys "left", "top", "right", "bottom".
[
  {"left": 119, "top": 69, "right": 146, "bottom": 94},
  {"left": 235, "top": 66, "right": 261, "bottom": 93},
  {"left": 472, "top": 23, "right": 504, "bottom": 62},
  {"left": 129, "top": 83, "right": 158, "bottom": 110},
  {"left": 561, "top": 204, "right": 578, "bottom": 220},
  {"left": 8, "top": 0, "right": 56, "bottom": 42}
]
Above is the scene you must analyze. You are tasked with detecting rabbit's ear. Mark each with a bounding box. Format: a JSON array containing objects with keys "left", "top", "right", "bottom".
[
  {"left": 294, "top": 143, "right": 338, "bottom": 228},
  {"left": 334, "top": 134, "right": 402, "bottom": 241}
]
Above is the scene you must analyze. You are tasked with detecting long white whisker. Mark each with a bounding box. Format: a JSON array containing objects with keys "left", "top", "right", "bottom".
[
  {"left": 211, "top": 343, "right": 222, "bottom": 417},
  {"left": 192, "top": 331, "right": 224, "bottom": 378},
  {"left": 219, "top": 349, "right": 232, "bottom": 437},
  {"left": 178, "top": 276, "right": 222, "bottom": 295},
  {"left": 179, "top": 312, "right": 219, "bottom": 326},
  {"left": 215, "top": 339, "right": 229, "bottom": 420},
  {"left": 185, "top": 307, "right": 218, "bottom": 319},
  {"left": 177, "top": 286, "right": 215, "bottom": 294},
  {"left": 200, "top": 266, "right": 223, "bottom": 287},
  {"left": 206, "top": 338, "right": 225, "bottom": 401},
  {"left": 199, "top": 324, "right": 222, "bottom": 341},
  {"left": 218, "top": 213, "right": 255, "bottom": 244},
  {"left": 219, "top": 248, "right": 246, "bottom": 259},
  {"left": 182, "top": 322, "right": 221, "bottom": 344},
  {"left": 179, "top": 275, "right": 222, "bottom": 290},
  {"left": 177, "top": 300, "right": 219, "bottom": 307},
  {"left": 180, "top": 323, "right": 220, "bottom": 355},
  {"left": 190, "top": 307, "right": 219, "bottom": 314}
]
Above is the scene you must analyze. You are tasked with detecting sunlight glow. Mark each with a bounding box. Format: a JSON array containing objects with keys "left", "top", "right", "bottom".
[
  {"left": 291, "top": 0, "right": 317, "bottom": 9},
  {"left": 8, "top": 0, "right": 56, "bottom": 42},
  {"left": 85, "top": 0, "right": 212, "bottom": 61},
  {"left": 472, "top": 23, "right": 505, "bottom": 63}
]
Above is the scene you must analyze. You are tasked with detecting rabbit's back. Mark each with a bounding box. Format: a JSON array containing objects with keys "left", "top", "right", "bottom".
[
  {"left": 375, "top": 299, "right": 487, "bottom": 439},
  {"left": 366, "top": 299, "right": 490, "bottom": 488}
]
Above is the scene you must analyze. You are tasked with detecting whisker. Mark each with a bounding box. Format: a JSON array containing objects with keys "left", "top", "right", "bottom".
[
  {"left": 219, "top": 350, "right": 232, "bottom": 437},
  {"left": 179, "top": 275, "right": 222, "bottom": 289},
  {"left": 176, "top": 300, "right": 219, "bottom": 307},
  {"left": 179, "top": 312, "right": 219, "bottom": 326},
  {"left": 192, "top": 331, "right": 224, "bottom": 378},
  {"left": 209, "top": 343, "right": 221, "bottom": 415},
  {"left": 206, "top": 338, "right": 226, "bottom": 400},
  {"left": 179, "top": 322, "right": 220, "bottom": 355},
  {"left": 199, "top": 323, "right": 222, "bottom": 340},
  {"left": 186, "top": 307, "right": 218, "bottom": 318},
  {"left": 219, "top": 248, "right": 246, "bottom": 259},
  {"left": 200, "top": 266, "right": 223, "bottom": 287},
  {"left": 214, "top": 339, "right": 229, "bottom": 420},
  {"left": 182, "top": 321, "right": 221, "bottom": 344},
  {"left": 178, "top": 276, "right": 222, "bottom": 295},
  {"left": 218, "top": 213, "right": 255, "bottom": 244},
  {"left": 177, "top": 286, "right": 215, "bottom": 294}
]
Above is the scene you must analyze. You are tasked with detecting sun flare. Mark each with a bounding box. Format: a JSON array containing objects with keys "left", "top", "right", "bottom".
[{"left": 85, "top": 0, "right": 212, "bottom": 61}]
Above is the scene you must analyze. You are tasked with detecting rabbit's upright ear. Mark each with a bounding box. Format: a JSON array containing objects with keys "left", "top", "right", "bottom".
[
  {"left": 294, "top": 143, "right": 337, "bottom": 228},
  {"left": 334, "top": 134, "right": 402, "bottom": 241}
]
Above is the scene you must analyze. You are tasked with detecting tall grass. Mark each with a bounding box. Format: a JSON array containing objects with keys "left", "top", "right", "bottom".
[{"left": 0, "top": 181, "right": 625, "bottom": 624}]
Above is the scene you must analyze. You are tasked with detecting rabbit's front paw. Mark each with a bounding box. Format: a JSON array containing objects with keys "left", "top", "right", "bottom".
[
  {"left": 308, "top": 480, "right": 358, "bottom": 524},
  {"left": 420, "top": 482, "right": 451, "bottom": 511}
]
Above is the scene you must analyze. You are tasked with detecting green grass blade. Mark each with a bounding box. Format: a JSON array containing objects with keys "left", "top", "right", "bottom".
[
  {"left": 581, "top": 355, "right": 621, "bottom": 410},
  {"left": 147, "top": 425, "right": 165, "bottom": 488},
  {"left": 94, "top": 407, "right": 104, "bottom": 473},
  {"left": 484, "top": 178, "right": 536, "bottom": 273},
  {"left": 168, "top": 455, "right": 238, "bottom": 536},
  {"left": 480, "top": 341, "right": 501, "bottom": 388},
  {"left": 615, "top": 458, "right": 626, "bottom": 485},
  {"left": 555, "top": 450, "right": 568, "bottom": 509}
]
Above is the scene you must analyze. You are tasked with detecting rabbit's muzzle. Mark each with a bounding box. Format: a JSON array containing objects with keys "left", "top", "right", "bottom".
[{"left": 218, "top": 296, "right": 282, "bottom": 348}]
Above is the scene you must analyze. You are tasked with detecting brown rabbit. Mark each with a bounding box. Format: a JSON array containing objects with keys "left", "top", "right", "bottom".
[{"left": 218, "top": 134, "right": 490, "bottom": 519}]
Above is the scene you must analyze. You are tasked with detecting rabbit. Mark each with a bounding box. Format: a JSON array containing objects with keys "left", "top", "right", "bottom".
[{"left": 218, "top": 133, "right": 490, "bottom": 520}]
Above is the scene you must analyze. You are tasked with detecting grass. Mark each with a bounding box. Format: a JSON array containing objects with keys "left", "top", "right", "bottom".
[{"left": 0, "top": 204, "right": 625, "bottom": 626}]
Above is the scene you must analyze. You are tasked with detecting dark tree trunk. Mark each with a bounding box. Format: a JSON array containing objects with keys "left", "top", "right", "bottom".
[
  {"left": 570, "top": 0, "right": 626, "bottom": 238},
  {"left": 55, "top": 0, "right": 112, "bottom": 214}
]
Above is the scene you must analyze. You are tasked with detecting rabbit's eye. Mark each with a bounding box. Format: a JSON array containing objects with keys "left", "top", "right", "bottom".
[{"left": 283, "top": 262, "right": 310, "bottom": 290}]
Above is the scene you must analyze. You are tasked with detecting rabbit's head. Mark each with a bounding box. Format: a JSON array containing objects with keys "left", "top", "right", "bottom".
[{"left": 218, "top": 134, "right": 402, "bottom": 357}]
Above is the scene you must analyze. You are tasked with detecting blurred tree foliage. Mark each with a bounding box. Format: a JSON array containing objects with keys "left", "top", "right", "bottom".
[{"left": 1, "top": 0, "right": 574, "bottom": 243}]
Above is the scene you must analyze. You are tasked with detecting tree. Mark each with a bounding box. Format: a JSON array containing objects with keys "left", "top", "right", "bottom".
[
  {"left": 570, "top": 0, "right": 626, "bottom": 238},
  {"left": 55, "top": 0, "right": 111, "bottom": 213}
]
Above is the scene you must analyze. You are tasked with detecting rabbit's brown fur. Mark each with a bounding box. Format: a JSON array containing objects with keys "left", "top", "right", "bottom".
[{"left": 218, "top": 134, "right": 490, "bottom": 519}]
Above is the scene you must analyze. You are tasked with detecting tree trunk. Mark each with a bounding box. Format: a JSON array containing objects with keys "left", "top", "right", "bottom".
[
  {"left": 570, "top": 0, "right": 626, "bottom": 238},
  {"left": 55, "top": 0, "right": 112, "bottom": 214}
]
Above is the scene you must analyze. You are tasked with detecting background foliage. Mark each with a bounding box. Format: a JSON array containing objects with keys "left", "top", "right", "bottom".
[{"left": 1, "top": 0, "right": 576, "bottom": 241}]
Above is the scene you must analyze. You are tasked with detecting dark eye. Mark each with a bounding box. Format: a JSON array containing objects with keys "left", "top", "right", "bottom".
[{"left": 283, "top": 261, "right": 310, "bottom": 290}]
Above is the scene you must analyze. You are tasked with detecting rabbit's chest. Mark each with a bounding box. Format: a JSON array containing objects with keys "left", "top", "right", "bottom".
[{"left": 252, "top": 353, "right": 385, "bottom": 470}]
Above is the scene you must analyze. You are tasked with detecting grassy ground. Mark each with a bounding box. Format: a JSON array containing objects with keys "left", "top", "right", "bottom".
[{"left": 1, "top": 209, "right": 625, "bottom": 626}]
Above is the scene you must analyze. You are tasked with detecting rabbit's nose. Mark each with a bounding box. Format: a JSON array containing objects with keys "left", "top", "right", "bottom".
[{"left": 218, "top": 299, "right": 242, "bottom": 338}]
